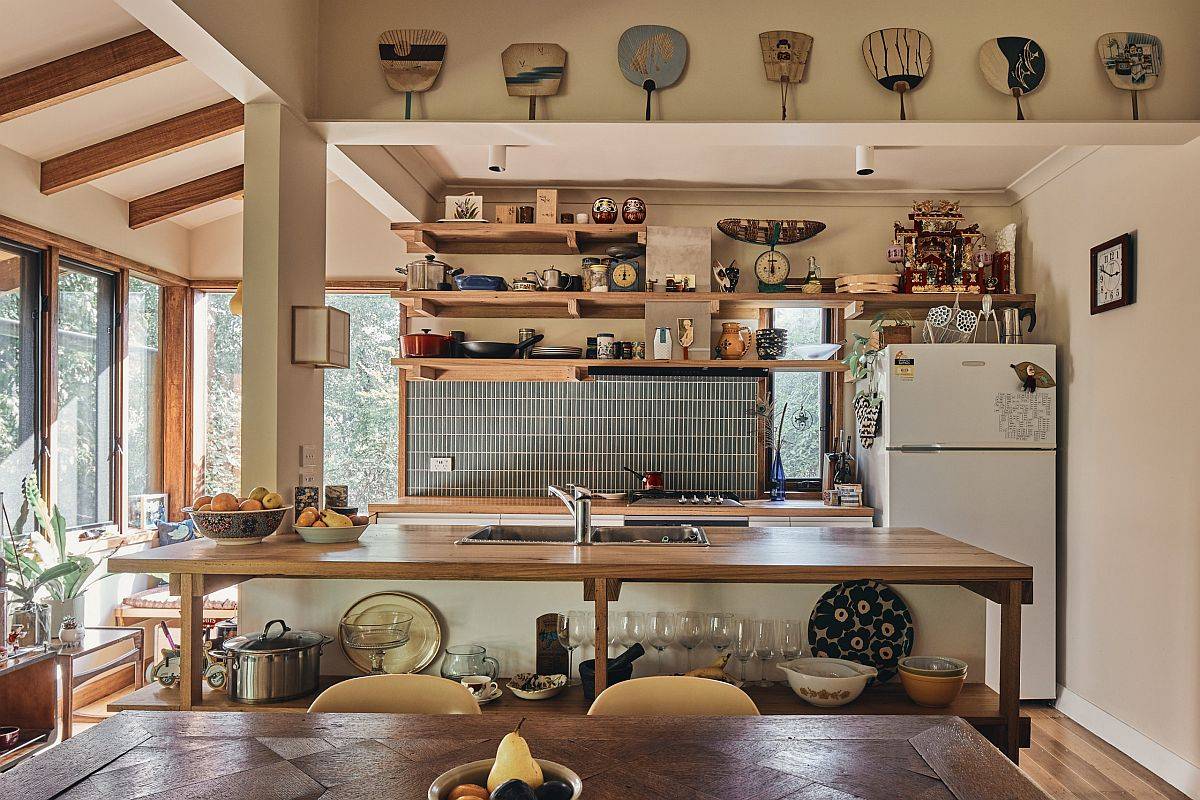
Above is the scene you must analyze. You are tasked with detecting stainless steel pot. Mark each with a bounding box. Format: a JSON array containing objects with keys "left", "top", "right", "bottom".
[
  {"left": 221, "top": 619, "right": 331, "bottom": 704},
  {"left": 396, "top": 254, "right": 462, "bottom": 291}
]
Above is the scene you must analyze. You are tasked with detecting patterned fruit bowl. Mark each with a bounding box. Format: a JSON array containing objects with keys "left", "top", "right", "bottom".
[{"left": 183, "top": 506, "right": 292, "bottom": 545}]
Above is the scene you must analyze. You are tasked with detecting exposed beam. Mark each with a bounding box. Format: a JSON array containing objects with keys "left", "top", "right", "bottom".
[
  {"left": 0, "top": 30, "right": 183, "bottom": 123},
  {"left": 128, "top": 165, "right": 243, "bottom": 228},
  {"left": 41, "top": 98, "right": 244, "bottom": 194}
]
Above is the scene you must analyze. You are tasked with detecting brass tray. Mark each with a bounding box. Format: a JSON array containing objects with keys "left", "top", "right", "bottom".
[{"left": 339, "top": 591, "right": 442, "bottom": 674}]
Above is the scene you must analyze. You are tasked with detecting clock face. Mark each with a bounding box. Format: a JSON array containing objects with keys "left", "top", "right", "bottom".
[
  {"left": 754, "top": 249, "right": 791, "bottom": 284},
  {"left": 1095, "top": 244, "right": 1123, "bottom": 305},
  {"left": 609, "top": 260, "right": 639, "bottom": 289}
]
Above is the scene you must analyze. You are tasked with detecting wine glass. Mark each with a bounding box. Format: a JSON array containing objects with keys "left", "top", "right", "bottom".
[
  {"left": 676, "top": 611, "right": 705, "bottom": 671},
  {"left": 753, "top": 618, "right": 776, "bottom": 687},
  {"left": 340, "top": 610, "right": 413, "bottom": 675},
  {"left": 733, "top": 617, "right": 757, "bottom": 682},
  {"left": 779, "top": 618, "right": 804, "bottom": 666},
  {"left": 646, "top": 611, "right": 676, "bottom": 673},
  {"left": 558, "top": 610, "right": 593, "bottom": 685},
  {"left": 708, "top": 612, "right": 734, "bottom": 660},
  {"left": 618, "top": 611, "right": 646, "bottom": 649}
]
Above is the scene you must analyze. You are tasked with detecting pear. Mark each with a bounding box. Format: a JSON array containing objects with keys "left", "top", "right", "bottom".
[
  {"left": 320, "top": 508, "right": 354, "bottom": 528},
  {"left": 248, "top": 486, "right": 270, "bottom": 502},
  {"left": 487, "top": 718, "right": 542, "bottom": 792},
  {"left": 261, "top": 492, "right": 284, "bottom": 509}
]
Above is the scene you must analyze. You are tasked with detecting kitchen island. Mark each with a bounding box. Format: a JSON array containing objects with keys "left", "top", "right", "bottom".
[{"left": 107, "top": 525, "right": 1032, "bottom": 760}]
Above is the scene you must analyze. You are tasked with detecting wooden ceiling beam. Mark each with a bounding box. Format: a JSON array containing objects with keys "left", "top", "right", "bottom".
[
  {"left": 0, "top": 30, "right": 183, "bottom": 124},
  {"left": 41, "top": 98, "right": 244, "bottom": 194},
  {"left": 128, "top": 165, "right": 244, "bottom": 229}
]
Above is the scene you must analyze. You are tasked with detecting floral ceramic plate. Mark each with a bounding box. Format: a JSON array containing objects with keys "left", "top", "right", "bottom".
[{"left": 808, "top": 579, "right": 913, "bottom": 683}]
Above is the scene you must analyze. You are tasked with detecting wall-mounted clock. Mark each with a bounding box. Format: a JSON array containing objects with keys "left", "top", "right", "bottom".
[
  {"left": 1090, "top": 232, "right": 1135, "bottom": 314},
  {"left": 755, "top": 249, "right": 791, "bottom": 292}
]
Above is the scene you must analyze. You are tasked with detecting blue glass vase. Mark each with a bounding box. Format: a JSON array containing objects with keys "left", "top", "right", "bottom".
[{"left": 769, "top": 448, "right": 787, "bottom": 501}]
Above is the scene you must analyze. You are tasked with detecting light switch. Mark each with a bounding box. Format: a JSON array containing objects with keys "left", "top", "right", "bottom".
[{"left": 300, "top": 445, "right": 318, "bottom": 468}]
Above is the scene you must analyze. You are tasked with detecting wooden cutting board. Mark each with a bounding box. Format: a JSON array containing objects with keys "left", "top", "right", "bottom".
[
  {"left": 862, "top": 28, "right": 932, "bottom": 120},
  {"left": 1097, "top": 32, "right": 1162, "bottom": 119},
  {"left": 618, "top": 25, "right": 688, "bottom": 120},
  {"left": 979, "top": 37, "right": 1046, "bottom": 120}
]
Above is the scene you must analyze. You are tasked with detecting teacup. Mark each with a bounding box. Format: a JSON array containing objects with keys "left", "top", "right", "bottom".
[{"left": 460, "top": 675, "right": 499, "bottom": 698}]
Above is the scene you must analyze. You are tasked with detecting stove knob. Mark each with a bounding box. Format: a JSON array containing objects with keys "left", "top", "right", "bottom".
[
  {"left": 691, "top": 494, "right": 701, "bottom": 504},
  {"left": 678, "top": 496, "right": 688, "bottom": 505},
  {"left": 703, "top": 494, "right": 713, "bottom": 504}
]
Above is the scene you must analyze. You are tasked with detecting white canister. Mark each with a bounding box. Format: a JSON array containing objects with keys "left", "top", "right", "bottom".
[
  {"left": 652, "top": 326, "right": 672, "bottom": 360},
  {"left": 596, "top": 333, "right": 616, "bottom": 359},
  {"left": 575, "top": 212, "right": 589, "bottom": 224}
]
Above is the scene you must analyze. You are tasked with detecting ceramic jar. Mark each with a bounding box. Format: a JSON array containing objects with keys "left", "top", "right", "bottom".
[
  {"left": 591, "top": 197, "right": 618, "bottom": 224},
  {"left": 596, "top": 333, "right": 617, "bottom": 359},
  {"left": 621, "top": 196, "right": 647, "bottom": 224},
  {"left": 716, "top": 322, "right": 753, "bottom": 360}
]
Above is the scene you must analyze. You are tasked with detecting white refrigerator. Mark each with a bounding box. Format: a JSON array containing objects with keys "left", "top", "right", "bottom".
[{"left": 859, "top": 344, "right": 1056, "bottom": 699}]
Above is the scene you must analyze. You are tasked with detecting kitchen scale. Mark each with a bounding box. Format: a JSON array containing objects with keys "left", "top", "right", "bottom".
[{"left": 716, "top": 218, "right": 827, "bottom": 292}]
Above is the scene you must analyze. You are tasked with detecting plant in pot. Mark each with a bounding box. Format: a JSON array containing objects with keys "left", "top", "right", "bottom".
[{"left": 2, "top": 475, "right": 108, "bottom": 644}]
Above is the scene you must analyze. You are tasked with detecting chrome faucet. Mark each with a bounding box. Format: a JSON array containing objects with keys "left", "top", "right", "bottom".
[{"left": 548, "top": 484, "right": 593, "bottom": 545}]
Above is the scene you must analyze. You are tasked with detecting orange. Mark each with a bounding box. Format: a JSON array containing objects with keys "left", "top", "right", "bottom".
[
  {"left": 194, "top": 495, "right": 213, "bottom": 508},
  {"left": 211, "top": 492, "right": 239, "bottom": 512},
  {"left": 448, "top": 786, "right": 489, "bottom": 800},
  {"left": 239, "top": 499, "right": 264, "bottom": 511}
]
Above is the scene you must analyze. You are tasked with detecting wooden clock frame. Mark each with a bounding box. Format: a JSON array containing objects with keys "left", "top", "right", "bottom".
[{"left": 1090, "top": 232, "right": 1135, "bottom": 315}]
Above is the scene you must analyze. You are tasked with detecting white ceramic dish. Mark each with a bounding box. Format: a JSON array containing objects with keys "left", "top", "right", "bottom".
[
  {"left": 507, "top": 673, "right": 568, "bottom": 700},
  {"left": 792, "top": 343, "right": 843, "bottom": 360},
  {"left": 428, "top": 758, "right": 581, "bottom": 800},
  {"left": 778, "top": 657, "right": 878, "bottom": 707},
  {"left": 294, "top": 523, "right": 368, "bottom": 544},
  {"left": 595, "top": 492, "right": 626, "bottom": 501}
]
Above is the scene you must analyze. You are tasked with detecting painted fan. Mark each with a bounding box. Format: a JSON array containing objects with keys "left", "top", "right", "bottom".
[
  {"left": 1097, "top": 32, "right": 1162, "bottom": 120},
  {"left": 618, "top": 25, "right": 687, "bottom": 120},
  {"left": 501, "top": 43, "right": 566, "bottom": 120},
  {"left": 979, "top": 37, "right": 1046, "bottom": 120},
  {"left": 378, "top": 29, "right": 447, "bottom": 119},
  {"left": 759, "top": 31, "right": 813, "bottom": 120},
  {"left": 862, "top": 28, "right": 932, "bottom": 120}
]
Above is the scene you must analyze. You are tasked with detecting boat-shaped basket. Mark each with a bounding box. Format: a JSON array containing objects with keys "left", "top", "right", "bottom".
[{"left": 717, "top": 218, "right": 826, "bottom": 246}]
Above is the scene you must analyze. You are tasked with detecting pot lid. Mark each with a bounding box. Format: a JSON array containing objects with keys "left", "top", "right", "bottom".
[
  {"left": 223, "top": 619, "right": 326, "bottom": 653},
  {"left": 406, "top": 253, "right": 451, "bottom": 269}
]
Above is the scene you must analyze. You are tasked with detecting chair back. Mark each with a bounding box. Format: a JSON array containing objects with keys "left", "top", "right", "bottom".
[
  {"left": 308, "top": 674, "right": 482, "bottom": 714},
  {"left": 587, "top": 676, "right": 760, "bottom": 716}
]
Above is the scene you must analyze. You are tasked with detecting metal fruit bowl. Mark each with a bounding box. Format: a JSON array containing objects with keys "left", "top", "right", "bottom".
[
  {"left": 428, "top": 759, "right": 581, "bottom": 800},
  {"left": 183, "top": 505, "right": 291, "bottom": 545}
]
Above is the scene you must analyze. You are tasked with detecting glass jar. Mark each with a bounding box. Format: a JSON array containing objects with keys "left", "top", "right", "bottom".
[{"left": 440, "top": 644, "right": 499, "bottom": 681}]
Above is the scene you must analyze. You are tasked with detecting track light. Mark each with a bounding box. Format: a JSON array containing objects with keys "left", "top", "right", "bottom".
[
  {"left": 488, "top": 144, "right": 507, "bottom": 173},
  {"left": 855, "top": 145, "right": 875, "bottom": 176}
]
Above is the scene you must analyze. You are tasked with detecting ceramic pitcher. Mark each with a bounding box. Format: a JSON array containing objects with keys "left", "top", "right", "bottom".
[{"left": 716, "top": 322, "right": 752, "bottom": 360}]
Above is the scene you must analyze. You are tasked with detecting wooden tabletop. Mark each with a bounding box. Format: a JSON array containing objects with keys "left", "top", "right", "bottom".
[
  {"left": 0, "top": 711, "right": 1048, "bottom": 800},
  {"left": 108, "top": 526, "right": 1033, "bottom": 586},
  {"left": 370, "top": 496, "right": 874, "bottom": 517}
]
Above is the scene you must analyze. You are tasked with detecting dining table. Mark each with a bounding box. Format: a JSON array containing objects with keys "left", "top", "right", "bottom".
[{"left": 0, "top": 710, "right": 1049, "bottom": 800}]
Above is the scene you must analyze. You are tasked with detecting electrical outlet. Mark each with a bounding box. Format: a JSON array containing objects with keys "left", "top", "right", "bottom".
[
  {"left": 300, "top": 472, "right": 318, "bottom": 486},
  {"left": 429, "top": 457, "right": 453, "bottom": 473},
  {"left": 300, "top": 445, "right": 319, "bottom": 468}
]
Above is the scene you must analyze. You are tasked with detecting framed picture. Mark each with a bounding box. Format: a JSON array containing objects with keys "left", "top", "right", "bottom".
[
  {"left": 443, "top": 193, "right": 484, "bottom": 222},
  {"left": 1090, "top": 232, "right": 1135, "bottom": 314},
  {"left": 128, "top": 493, "right": 169, "bottom": 531}
]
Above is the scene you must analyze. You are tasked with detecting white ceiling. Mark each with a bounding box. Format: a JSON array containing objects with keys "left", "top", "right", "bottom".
[
  {"left": 407, "top": 143, "right": 1060, "bottom": 194},
  {"left": 0, "top": 1, "right": 243, "bottom": 228}
]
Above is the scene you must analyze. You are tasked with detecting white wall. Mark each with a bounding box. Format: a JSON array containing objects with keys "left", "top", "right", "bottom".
[{"left": 1018, "top": 141, "right": 1200, "bottom": 781}]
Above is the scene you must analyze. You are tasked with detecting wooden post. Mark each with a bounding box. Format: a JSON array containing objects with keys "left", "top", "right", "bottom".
[
  {"left": 592, "top": 578, "right": 609, "bottom": 698},
  {"left": 177, "top": 573, "right": 205, "bottom": 709},
  {"left": 999, "top": 580, "right": 1023, "bottom": 762}
]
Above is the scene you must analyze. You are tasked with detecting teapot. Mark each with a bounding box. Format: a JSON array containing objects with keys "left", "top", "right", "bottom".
[{"left": 536, "top": 268, "right": 569, "bottom": 291}]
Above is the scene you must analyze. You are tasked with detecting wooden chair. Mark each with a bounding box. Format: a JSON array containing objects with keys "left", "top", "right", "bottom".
[
  {"left": 307, "top": 674, "right": 482, "bottom": 714},
  {"left": 587, "top": 676, "right": 760, "bottom": 716}
]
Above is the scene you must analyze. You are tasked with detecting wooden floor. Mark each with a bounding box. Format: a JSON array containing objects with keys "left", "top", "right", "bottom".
[{"left": 1021, "top": 704, "right": 1189, "bottom": 800}]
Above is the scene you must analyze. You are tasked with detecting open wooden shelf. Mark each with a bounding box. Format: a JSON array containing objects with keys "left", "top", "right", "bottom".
[
  {"left": 391, "top": 290, "right": 1036, "bottom": 321},
  {"left": 392, "top": 357, "right": 846, "bottom": 381},
  {"left": 392, "top": 222, "right": 647, "bottom": 255}
]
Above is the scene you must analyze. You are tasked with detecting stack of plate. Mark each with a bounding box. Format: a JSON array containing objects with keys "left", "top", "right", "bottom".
[{"left": 528, "top": 346, "right": 583, "bottom": 359}]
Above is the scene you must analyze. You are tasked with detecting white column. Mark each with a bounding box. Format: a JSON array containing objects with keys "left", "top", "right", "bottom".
[{"left": 240, "top": 102, "right": 326, "bottom": 509}]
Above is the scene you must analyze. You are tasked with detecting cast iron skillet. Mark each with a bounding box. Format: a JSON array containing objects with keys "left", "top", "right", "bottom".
[{"left": 460, "top": 333, "right": 544, "bottom": 359}]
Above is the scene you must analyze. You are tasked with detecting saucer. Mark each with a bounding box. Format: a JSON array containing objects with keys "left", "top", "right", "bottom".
[{"left": 474, "top": 685, "right": 503, "bottom": 705}]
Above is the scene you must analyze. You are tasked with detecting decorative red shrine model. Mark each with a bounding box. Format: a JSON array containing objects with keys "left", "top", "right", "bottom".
[{"left": 890, "top": 201, "right": 998, "bottom": 293}]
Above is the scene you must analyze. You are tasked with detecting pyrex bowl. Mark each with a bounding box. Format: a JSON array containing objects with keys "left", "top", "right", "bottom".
[
  {"left": 897, "top": 655, "right": 968, "bottom": 678},
  {"left": 899, "top": 669, "right": 967, "bottom": 707},
  {"left": 778, "top": 657, "right": 878, "bottom": 707}
]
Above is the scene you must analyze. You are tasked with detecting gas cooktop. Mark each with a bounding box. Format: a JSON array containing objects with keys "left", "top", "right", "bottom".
[{"left": 627, "top": 490, "right": 744, "bottom": 507}]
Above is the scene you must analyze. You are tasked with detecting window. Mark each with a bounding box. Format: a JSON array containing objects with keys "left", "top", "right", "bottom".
[
  {"left": 55, "top": 260, "right": 117, "bottom": 529},
  {"left": 198, "top": 292, "right": 242, "bottom": 496},
  {"left": 126, "top": 276, "right": 163, "bottom": 503},
  {"left": 0, "top": 241, "right": 42, "bottom": 530},
  {"left": 770, "top": 308, "right": 830, "bottom": 490},
  {"left": 323, "top": 293, "right": 399, "bottom": 508}
]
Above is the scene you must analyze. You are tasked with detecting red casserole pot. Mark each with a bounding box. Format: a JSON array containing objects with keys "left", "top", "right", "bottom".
[{"left": 401, "top": 329, "right": 452, "bottom": 357}]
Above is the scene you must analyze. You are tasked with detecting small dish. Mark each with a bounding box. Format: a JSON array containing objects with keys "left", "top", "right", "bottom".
[
  {"left": 508, "top": 673, "right": 567, "bottom": 700},
  {"left": 899, "top": 669, "right": 967, "bottom": 707},
  {"left": 295, "top": 523, "right": 368, "bottom": 544},
  {"left": 594, "top": 492, "right": 626, "bottom": 501},
  {"left": 778, "top": 657, "right": 878, "bottom": 707},
  {"left": 429, "top": 758, "right": 581, "bottom": 800},
  {"left": 475, "top": 685, "right": 503, "bottom": 705},
  {"left": 898, "top": 655, "right": 968, "bottom": 678}
]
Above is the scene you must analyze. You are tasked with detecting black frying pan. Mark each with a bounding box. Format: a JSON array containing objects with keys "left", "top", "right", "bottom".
[{"left": 460, "top": 333, "right": 544, "bottom": 359}]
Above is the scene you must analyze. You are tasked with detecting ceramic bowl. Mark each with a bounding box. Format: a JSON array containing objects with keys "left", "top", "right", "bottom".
[
  {"left": 792, "top": 343, "right": 843, "bottom": 360},
  {"left": 898, "top": 655, "right": 968, "bottom": 678},
  {"left": 507, "top": 673, "right": 568, "bottom": 700},
  {"left": 899, "top": 669, "right": 967, "bottom": 707},
  {"left": 184, "top": 506, "right": 291, "bottom": 545},
  {"left": 428, "top": 759, "right": 582, "bottom": 800},
  {"left": 778, "top": 657, "right": 878, "bottom": 707},
  {"left": 295, "top": 523, "right": 368, "bottom": 544}
]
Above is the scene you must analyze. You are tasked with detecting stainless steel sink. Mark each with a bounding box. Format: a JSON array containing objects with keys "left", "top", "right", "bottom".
[{"left": 456, "top": 525, "right": 709, "bottom": 546}]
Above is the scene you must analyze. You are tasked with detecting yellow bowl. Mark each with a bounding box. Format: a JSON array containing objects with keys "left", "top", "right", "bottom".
[{"left": 899, "top": 669, "right": 967, "bottom": 707}]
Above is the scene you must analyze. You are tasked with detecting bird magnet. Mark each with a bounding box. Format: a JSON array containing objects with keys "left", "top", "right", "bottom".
[{"left": 1011, "top": 361, "right": 1054, "bottom": 393}]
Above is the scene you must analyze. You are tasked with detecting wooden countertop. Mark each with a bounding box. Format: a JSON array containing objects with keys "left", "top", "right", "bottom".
[
  {"left": 370, "top": 496, "right": 873, "bottom": 517},
  {"left": 108, "top": 526, "right": 1031, "bottom": 587}
]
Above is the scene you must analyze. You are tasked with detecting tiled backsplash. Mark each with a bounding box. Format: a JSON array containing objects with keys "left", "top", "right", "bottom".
[{"left": 407, "top": 377, "right": 759, "bottom": 497}]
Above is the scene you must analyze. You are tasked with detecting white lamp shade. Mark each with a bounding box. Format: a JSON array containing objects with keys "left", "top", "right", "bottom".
[{"left": 292, "top": 306, "right": 350, "bottom": 368}]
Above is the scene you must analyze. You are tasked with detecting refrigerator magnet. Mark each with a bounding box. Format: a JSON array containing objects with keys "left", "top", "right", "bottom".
[{"left": 893, "top": 351, "right": 915, "bottom": 381}]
